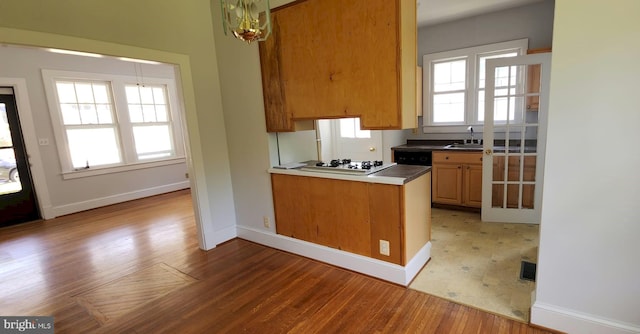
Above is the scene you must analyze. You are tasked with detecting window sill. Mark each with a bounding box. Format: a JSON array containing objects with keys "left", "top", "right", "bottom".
[
  {"left": 61, "top": 157, "right": 186, "bottom": 180},
  {"left": 422, "top": 125, "right": 487, "bottom": 134}
]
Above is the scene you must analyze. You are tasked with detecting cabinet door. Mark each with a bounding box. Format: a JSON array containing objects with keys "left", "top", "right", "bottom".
[
  {"left": 369, "top": 183, "right": 402, "bottom": 265},
  {"left": 271, "top": 174, "right": 312, "bottom": 239},
  {"left": 276, "top": 0, "right": 400, "bottom": 126},
  {"left": 335, "top": 180, "right": 370, "bottom": 257},
  {"left": 432, "top": 163, "right": 463, "bottom": 205},
  {"left": 307, "top": 177, "right": 339, "bottom": 248},
  {"left": 464, "top": 164, "right": 483, "bottom": 208},
  {"left": 259, "top": 0, "right": 416, "bottom": 131}
]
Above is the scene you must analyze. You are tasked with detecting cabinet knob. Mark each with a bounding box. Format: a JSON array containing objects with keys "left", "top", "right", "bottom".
[
  {"left": 369, "top": 147, "right": 376, "bottom": 152},
  {"left": 445, "top": 156, "right": 449, "bottom": 160}
]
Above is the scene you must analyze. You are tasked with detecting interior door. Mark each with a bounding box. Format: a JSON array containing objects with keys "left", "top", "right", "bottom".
[
  {"left": 481, "top": 53, "right": 551, "bottom": 223},
  {"left": 331, "top": 118, "right": 382, "bottom": 161},
  {"left": 0, "top": 89, "right": 40, "bottom": 226}
]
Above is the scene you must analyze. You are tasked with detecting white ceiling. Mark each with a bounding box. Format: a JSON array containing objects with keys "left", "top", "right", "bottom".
[{"left": 417, "top": 0, "right": 544, "bottom": 26}]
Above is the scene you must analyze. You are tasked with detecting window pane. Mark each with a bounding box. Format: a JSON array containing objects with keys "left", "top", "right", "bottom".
[
  {"left": 152, "top": 87, "right": 166, "bottom": 104},
  {"left": 142, "top": 105, "right": 157, "bottom": 122},
  {"left": 156, "top": 105, "right": 168, "bottom": 122},
  {"left": 340, "top": 118, "right": 355, "bottom": 138},
  {"left": 129, "top": 105, "right": 143, "bottom": 123},
  {"left": 93, "top": 84, "right": 109, "bottom": 103},
  {"left": 60, "top": 104, "right": 81, "bottom": 125},
  {"left": 56, "top": 82, "right": 77, "bottom": 103},
  {"left": 478, "top": 52, "right": 517, "bottom": 89},
  {"left": 140, "top": 86, "right": 154, "bottom": 104},
  {"left": 67, "top": 128, "right": 121, "bottom": 168},
  {"left": 478, "top": 90, "right": 485, "bottom": 122},
  {"left": 75, "top": 83, "right": 94, "bottom": 103},
  {"left": 494, "top": 97, "right": 516, "bottom": 121},
  {"left": 433, "top": 60, "right": 466, "bottom": 92},
  {"left": 96, "top": 104, "right": 113, "bottom": 124},
  {"left": 79, "top": 104, "right": 98, "bottom": 124},
  {"left": 126, "top": 86, "right": 140, "bottom": 104},
  {"left": 433, "top": 92, "right": 465, "bottom": 123},
  {"left": 132, "top": 125, "right": 173, "bottom": 159}
]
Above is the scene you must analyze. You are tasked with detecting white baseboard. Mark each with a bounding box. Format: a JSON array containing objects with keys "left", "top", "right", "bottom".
[
  {"left": 49, "top": 181, "right": 190, "bottom": 218},
  {"left": 213, "top": 225, "right": 238, "bottom": 246},
  {"left": 236, "top": 225, "right": 431, "bottom": 286},
  {"left": 531, "top": 302, "right": 640, "bottom": 334},
  {"left": 404, "top": 241, "right": 432, "bottom": 285}
]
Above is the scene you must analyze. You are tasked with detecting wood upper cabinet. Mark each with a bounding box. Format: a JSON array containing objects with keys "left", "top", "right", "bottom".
[
  {"left": 270, "top": 172, "right": 431, "bottom": 265},
  {"left": 259, "top": 0, "right": 417, "bottom": 132},
  {"left": 432, "top": 151, "right": 483, "bottom": 208},
  {"left": 526, "top": 47, "right": 551, "bottom": 111}
]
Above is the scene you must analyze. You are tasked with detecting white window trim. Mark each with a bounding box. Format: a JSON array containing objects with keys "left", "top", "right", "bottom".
[
  {"left": 41, "top": 69, "right": 186, "bottom": 178},
  {"left": 422, "top": 38, "right": 528, "bottom": 133}
]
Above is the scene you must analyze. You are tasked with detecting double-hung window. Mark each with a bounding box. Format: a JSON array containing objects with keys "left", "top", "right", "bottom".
[
  {"left": 54, "top": 80, "right": 122, "bottom": 168},
  {"left": 422, "top": 39, "right": 528, "bottom": 130},
  {"left": 42, "top": 70, "right": 185, "bottom": 178},
  {"left": 125, "top": 85, "right": 175, "bottom": 160}
]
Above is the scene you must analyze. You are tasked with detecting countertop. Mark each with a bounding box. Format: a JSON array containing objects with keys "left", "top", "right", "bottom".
[
  {"left": 268, "top": 164, "right": 431, "bottom": 185},
  {"left": 392, "top": 140, "right": 537, "bottom": 153}
]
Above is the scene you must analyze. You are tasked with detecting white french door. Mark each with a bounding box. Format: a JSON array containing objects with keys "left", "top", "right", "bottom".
[{"left": 481, "top": 53, "right": 551, "bottom": 223}]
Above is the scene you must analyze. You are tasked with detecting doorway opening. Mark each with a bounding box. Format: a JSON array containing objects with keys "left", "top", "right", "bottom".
[{"left": 411, "top": 53, "right": 551, "bottom": 323}]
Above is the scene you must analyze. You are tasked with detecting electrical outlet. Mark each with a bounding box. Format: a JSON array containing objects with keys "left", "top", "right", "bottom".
[
  {"left": 379, "top": 240, "right": 390, "bottom": 256},
  {"left": 38, "top": 138, "right": 50, "bottom": 146},
  {"left": 263, "top": 216, "right": 270, "bottom": 228}
]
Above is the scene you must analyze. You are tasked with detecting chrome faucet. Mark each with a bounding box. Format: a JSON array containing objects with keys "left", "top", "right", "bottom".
[{"left": 467, "top": 126, "right": 474, "bottom": 144}]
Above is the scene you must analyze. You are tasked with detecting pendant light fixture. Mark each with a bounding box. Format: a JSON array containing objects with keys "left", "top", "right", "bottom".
[{"left": 220, "top": 0, "right": 272, "bottom": 43}]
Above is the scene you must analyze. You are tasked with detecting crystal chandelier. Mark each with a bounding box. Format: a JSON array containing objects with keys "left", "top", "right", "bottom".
[{"left": 220, "top": 0, "right": 272, "bottom": 43}]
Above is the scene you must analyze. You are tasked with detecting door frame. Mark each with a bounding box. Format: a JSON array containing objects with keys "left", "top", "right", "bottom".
[
  {"left": 481, "top": 53, "right": 551, "bottom": 223},
  {"left": 0, "top": 78, "right": 53, "bottom": 219}
]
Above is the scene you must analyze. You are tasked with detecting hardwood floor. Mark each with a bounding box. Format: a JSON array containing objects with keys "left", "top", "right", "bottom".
[{"left": 0, "top": 190, "right": 555, "bottom": 333}]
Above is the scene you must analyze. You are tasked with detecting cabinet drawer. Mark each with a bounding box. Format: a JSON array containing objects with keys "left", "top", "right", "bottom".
[{"left": 432, "top": 151, "right": 483, "bottom": 165}]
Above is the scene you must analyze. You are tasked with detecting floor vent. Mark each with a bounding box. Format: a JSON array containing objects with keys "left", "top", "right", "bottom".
[{"left": 520, "top": 261, "right": 537, "bottom": 282}]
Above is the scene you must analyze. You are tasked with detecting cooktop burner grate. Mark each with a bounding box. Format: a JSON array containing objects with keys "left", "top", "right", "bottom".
[{"left": 301, "top": 159, "right": 395, "bottom": 175}]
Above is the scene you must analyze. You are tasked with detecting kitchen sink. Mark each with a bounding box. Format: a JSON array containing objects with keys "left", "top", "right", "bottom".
[{"left": 444, "top": 143, "right": 484, "bottom": 149}]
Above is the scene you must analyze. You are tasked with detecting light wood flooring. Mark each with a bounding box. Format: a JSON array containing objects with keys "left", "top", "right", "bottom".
[{"left": 0, "top": 190, "right": 556, "bottom": 333}]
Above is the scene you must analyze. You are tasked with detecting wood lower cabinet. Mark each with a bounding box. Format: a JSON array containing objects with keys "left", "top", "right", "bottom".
[
  {"left": 271, "top": 172, "right": 431, "bottom": 265},
  {"left": 432, "top": 151, "right": 483, "bottom": 208},
  {"left": 464, "top": 164, "right": 483, "bottom": 207},
  {"left": 259, "top": 0, "right": 416, "bottom": 131}
]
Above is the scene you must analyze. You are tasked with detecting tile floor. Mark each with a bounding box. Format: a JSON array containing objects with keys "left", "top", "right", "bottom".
[{"left": 409, "top": 208, "right": 539, "bottom": 323}]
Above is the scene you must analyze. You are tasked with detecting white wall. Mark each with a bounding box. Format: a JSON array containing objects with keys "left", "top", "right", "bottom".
[
  {"left": 418, "top": 0, "right": 555, "bottom": 65},
  {"left": 210, "top": 3, "right": 280, "bottom": 234},
  {"left": 531, "top": 1, "right": 640, "bottom": 333},
  {"left": 0, "top": 45, "right": 189, "bottom": 217}
]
